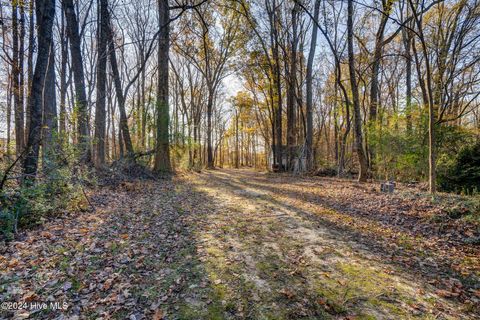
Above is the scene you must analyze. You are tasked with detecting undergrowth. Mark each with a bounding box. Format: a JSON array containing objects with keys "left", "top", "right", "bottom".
[{"left": 0, "top": 165, "right": 92, "bottom": 241}]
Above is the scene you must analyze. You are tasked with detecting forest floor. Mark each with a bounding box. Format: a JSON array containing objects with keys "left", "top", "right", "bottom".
[{"left": 1, "top": 169, "right": 480, "bottom": 320}]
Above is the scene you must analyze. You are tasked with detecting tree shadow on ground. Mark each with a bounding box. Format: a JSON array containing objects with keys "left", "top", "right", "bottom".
[
  {"left": 1, "top": 170, "right": 477, "bottom": 320},
  {"left": 12, "top": 174, "right": 329, "bottom": 319},
  {"left": 198, "top": 170, "right": 479, "bottom": 316}
]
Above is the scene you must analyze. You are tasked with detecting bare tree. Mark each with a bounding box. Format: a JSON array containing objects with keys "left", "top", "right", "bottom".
[
  {"left": 94, "top": 0, "right": 109, "bottom": 167},
  {"left": 23, "top": 0, "right": 56, "bottom": 181},
  {"left": 154, "top": 0, "right": 171, "bottom": 172},
  {"left": 63, "top": 0, "right": 91, "bottom": 162},
  {"left": 306, "top": 0, "right": 320, "bottom": 171},
  {"left": 347, "top": 0, "right": 369, "bottom": 182}
]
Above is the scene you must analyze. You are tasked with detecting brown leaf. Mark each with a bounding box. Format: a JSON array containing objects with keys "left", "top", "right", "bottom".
[
  {"left": 40, "top": 231, "right": 54, "bottom": 239},
  {"left": 103, "top": 278, "right": 114, "bottom": 291},
  {"left": 23, "top": 291, "right": 37, "bottom": 302},
  {"left": 8, "top": 258, "right": 19, "bottom": 268},
  {"left": 153, "top": 308, "right": 164, "bottom": 320},
  {"left": 436, "top": 289, "right": 459, "bottom": 298},
  {"left": 279, "top": 288, "right": 295, "bottom": 299}
]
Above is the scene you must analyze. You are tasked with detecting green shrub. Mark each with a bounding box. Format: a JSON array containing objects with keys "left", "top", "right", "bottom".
[
  {"left": 368, "top": 111, "right": 428, "bottom": 181},
  {"left": 0, "top": 165, "right": 89, "bottom": 241},
  {"left": 438, "top": 140, "right": 480, "bottom": 194}
]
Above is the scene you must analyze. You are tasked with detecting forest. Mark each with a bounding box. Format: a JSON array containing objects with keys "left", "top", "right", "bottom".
[{"left": 0, "top": 0, "right": 480, "bottom": 319}]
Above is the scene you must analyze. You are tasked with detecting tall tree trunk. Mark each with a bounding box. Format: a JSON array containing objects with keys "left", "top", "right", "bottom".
[
  {"left": 369, "top": 4, "right": 389, "bottom": 122},
  {"left": 141, "top": 79, "right": 148, "bottom": 149},
  {"left": 286, "top": 3, "right": 299, "bottom": 171},
  {"left": 306, "top": 0, "right": 320, "bottom": 171},
  {"left": 26, "top": 0, "right": 35, "bottom": 143},
  {"left": 94, "top": 0, "right": 109, "bottom": 167},
  {"left": 19, "top": 2, "right": 26, "bottom": 152},
  {"left": 23, "top": 0, "right": 55, "bottom": 181},
  {"left": 109, "top": 92, "right": 116, "bottom": 159},
  {"left": 403, "top": 26, "right": 413, "bottom": 134},
  {"left": 63, "top": 0, "right": 91, "bottom": 162},
  {"left": 105, "top": 89, "right": 110, "bottom": 160},
  {"left": 140, "top": 50, "right": 147, "bottom": 148},
  {"left": 235, "top": 109, "right": 240, "bottom": 169},
  {"left": 193, "top": 122, "right": 198, "bottom": 167},
  {"left": 59, "top": 12, "right": 68, "bottom": 136},
  {"left": 367, "top": 2, "right": 389, "bottom": 174},
  {"left": 154, "top": 0, "right": 171, "bottom": 172},
  {"left": 6, "top": 66, "right": 12, "bottom": 155},
  {"left": 106, "top": 12, "right": 134, "bottom": 157},
  {"left": 270, "top": 0, "right": 283, "bottom": 170},
  {"left": 347, "top": 0, "right": 369, "bottom": 182},
  {"left": 118, "top": 119, "right": 124, "bottom": 158},
  {"left": 42, "top": 43, "right": 57, "bottom": 169},
  {"left": 206, "top": 90, "right": 214, "bottom": 168},
  {"left": 12, "top": 2, "right": 25, "bottom": 156},
  {"left": 407, "top": 0, "right": 436, "bottom": 193}
]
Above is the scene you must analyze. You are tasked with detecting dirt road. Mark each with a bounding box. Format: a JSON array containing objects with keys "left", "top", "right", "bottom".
[{"left": 1, "top": 169, "right": 478, "bottom": 319}]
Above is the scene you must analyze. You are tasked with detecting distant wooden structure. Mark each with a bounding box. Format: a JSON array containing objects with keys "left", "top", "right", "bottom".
[{"left": 269, "top": 145, "right": 307, "bottom": 173}]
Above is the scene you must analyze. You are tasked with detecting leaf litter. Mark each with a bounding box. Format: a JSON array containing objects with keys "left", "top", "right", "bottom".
[{"left": 0, "top": 169, "right": 478, "bottom": 319}]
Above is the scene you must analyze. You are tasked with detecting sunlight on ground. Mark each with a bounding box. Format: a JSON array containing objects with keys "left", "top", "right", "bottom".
[
  {"left": 180, "top": 169, "right": 474, "bottom": 319},
  {"left": 1, "top": 170, "right": 477, "bottom": 319}
]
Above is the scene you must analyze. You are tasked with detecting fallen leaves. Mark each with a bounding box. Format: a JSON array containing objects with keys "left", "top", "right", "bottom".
[{"left": 1, "top": 170, "right": 479, "bottom": 320}]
